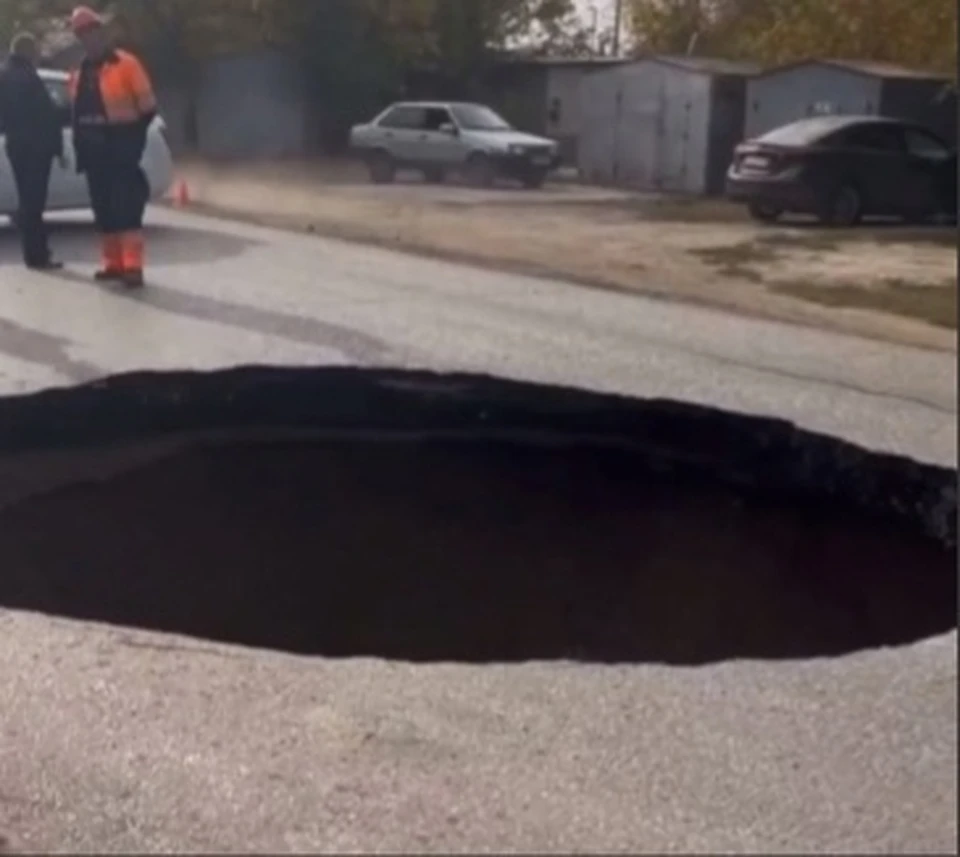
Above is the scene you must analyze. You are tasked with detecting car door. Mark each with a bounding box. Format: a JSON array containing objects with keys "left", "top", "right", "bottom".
[
  {"left": 375, "top": 105, "right": 426, "bottom": 164},
  {"left": 42, "top": 75, "right": 88, "bottom": 210},
  {"left": 0, "top": 139, "right": 16, "bottom": 215},
  {"left": 842, "top": 123, "right": 910, "bottom": 214},
  {"left": 901, "top": 126, "right": 954, "bottom": 214},
  {"left": 419, "top": 107, "right": 465, "bottom": 167}
]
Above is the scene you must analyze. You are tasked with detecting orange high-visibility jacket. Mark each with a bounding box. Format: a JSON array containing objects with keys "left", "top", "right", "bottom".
[{"left": 68, "top": 49, "right": 157, "bottom": 126}]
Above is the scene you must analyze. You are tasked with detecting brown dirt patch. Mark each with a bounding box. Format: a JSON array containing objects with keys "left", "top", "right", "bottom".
[{"left": 172, "top": 158, "right": 958, "bottom": 350}]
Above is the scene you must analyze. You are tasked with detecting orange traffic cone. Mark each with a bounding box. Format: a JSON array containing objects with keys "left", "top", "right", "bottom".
[{"left": 172, "top": 179, "right": 191, "bottom": 208}]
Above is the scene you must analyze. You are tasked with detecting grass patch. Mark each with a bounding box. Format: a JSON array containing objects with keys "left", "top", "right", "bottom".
[
  {"left": 755, "top": 231, "right": 840, "bottom": 253},
  {"left": 772, "top": 278, "right": 958, "bottom": 329},
  {"left": 640, "top": 196, "right": 749, "bottom": 223},
  {"left": 516, "top": 194, "right": 750, "bottom": 224},
  {"left": 859, "top": 226, "right": 959, "bottom": 248},
  {"left": 692, "top": 231, "right": 840, "bottom": 276},
  {"left": 691, "top": 241, "right": 779, "bottom": 269}
]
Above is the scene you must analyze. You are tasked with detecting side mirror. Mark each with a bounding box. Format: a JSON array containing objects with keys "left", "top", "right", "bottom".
[{"left": 439, "top": 122, "right": 459, "bottom": 136}]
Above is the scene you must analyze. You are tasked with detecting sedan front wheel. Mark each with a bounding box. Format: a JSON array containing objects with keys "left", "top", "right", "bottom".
[
  {"left": 464, "top": 153, "right": 496, "bottom": 188},
  {"left": 747, "top": 202, "right": 783, "bottom": 223},
  {"left": 521, "top": 169, "right": 548, "bottom": 190}
]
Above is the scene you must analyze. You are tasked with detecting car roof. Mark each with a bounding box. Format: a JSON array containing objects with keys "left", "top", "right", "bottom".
[
  {"left": 755, "top": 114, "right": 910, "bottom": 145},
  {"left": 387, "top": 101, "right": 489, "bottom": 110}
]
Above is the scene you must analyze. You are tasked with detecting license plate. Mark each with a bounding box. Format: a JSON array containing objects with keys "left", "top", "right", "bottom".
[{"left": 531, "top": 155, "right": 551, "bottom": 166}]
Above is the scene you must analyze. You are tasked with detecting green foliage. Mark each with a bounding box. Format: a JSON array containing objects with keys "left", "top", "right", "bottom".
[
  {"left": 0, "top": 0, "right": 73, "bottom": 49},
  {"left": 626, "top": 0, "right": 957, "bottom": 75}
]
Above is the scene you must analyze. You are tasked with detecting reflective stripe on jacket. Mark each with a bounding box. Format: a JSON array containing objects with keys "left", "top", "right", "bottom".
[{"left": 68, "top": 49, "right": 157, "bottom": 126}]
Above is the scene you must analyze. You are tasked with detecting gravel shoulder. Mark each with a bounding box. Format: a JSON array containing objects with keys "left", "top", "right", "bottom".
[{"left": 174, "top": 158, "right": 958, "bottom": 352}]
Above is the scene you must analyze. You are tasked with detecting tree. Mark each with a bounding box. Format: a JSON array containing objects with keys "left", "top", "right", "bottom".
[
  {"left": 626, "top": 0, "right": 957, "bottom": 75},
  {"left": 290, "top": 0, "right": 588, "bottom": 147},
  {"left": 0, "top": 0, "right": 595, "bottom": 151},
  {"left": 0, "top": 0, "right": 74, "bottom": 50}
]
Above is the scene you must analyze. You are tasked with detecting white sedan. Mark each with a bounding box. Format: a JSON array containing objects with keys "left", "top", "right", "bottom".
[{"left": 0, "top": 69, "right": 174, "bottom": 219}]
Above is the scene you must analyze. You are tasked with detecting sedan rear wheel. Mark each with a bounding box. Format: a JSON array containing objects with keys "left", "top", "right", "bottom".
[
  {"left": 820, "top": 184, "right": 862, "bottom": 227},
  {"left": 368, "top": 151, "right": 396, "bottom": 185}
]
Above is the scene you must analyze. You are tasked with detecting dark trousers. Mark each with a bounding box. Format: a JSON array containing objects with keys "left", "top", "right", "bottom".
[
  {"left": 85, "top": 157, "right": 149, "bottom": 236},
  {"left": 8, "top": 149, "right": 54, "bottom": 267}
]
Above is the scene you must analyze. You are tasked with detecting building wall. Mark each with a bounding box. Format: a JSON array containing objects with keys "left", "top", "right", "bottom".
[
  {"left": 155, "top": 86, "right": 192, "bottom": 155},
  {"left": 746, "top": 65, "right": 882, "bottom": 139},
  {"left": 578, "top": 69, "right": 620, "bottom": 186},
  {"left": 704, "top": 75, "right": 749, "bottom": 195},
  {"left": 544, "top": 66, "right": 595, "bottom": 165},
  {"left": 579, "top": 61, "right": 713, "bottom": 195},
  {"left": 881, "top": 79, "right": 957, "bottom": 144},
  {"left": 195, "top": 50, "right": 307, "bottom": 159},
  {"left": 484, "top": 67, "right": 549, "bottom": 138},
  {"left": 485, "top": 63, "right": 617, "bottom": 167}
]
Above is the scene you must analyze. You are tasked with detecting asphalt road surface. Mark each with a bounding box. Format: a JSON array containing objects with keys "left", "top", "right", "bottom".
[{"left": 0, "top": 210, "right": 956, "bottom": 854}]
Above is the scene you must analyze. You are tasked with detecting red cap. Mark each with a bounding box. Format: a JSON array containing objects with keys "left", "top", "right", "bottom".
[{"left": 70, "top": 6, "right": 104, "bottom": 33}]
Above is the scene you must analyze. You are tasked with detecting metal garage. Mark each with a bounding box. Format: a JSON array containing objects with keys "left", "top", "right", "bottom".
[
  {"left": 746, "top": 59, "right": 957, "bottom": 145},
  {"left": 578, "top": 56, "right": 758, "bottom": 195},
  {"left": 482, "top": 57, "right": 627, "bottom": 167}
]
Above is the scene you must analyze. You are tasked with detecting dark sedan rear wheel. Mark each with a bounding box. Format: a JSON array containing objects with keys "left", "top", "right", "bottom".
[
  {"left": 747, "top": 202, "right": 783, "bottom": 223},
  {"left": 819, "top": 184, "right": 862, "bottom": 227}
]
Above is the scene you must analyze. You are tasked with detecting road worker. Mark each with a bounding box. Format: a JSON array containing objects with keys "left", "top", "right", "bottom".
[{"left": 68, "top": 5, "right": 157, "bottom": 288}]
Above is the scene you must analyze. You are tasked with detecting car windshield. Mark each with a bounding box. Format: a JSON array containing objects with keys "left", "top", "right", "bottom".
[
  {"left": 450, "top": 104, "right": 512, "bottom": 131},
  {"left": 42, "top": 77, "right": 71, "bottom": 109}
]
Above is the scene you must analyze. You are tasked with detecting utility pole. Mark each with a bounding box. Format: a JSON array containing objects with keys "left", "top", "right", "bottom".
[{"left": 612, "top": 0, "right": 624, "bottom": 57}]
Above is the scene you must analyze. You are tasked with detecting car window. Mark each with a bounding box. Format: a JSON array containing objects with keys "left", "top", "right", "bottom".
[
  {"left": 378, "top": 106, "right": 426, "bottom": 130},
  {"left": 904, "top": 128, "right": 950, "bottom": 160},
  {"left": 449, "top": 104, "right": 512, "bottom": 132},
  {"left": 43, "top": 78, "right": 72, "bottom": 128},
  {"left": 843, "top": 124, "right": 905, "bottom": 153},
  {"left": 44, "top": 78, "right": 70, "bottom": 109},
  {"left": 422, "top": 108, "right": 453, "bottom": 131}
]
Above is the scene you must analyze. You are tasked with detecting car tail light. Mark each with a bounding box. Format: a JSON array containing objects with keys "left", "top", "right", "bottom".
[{"left": 772, "top": 152, "right": 801, "bottom": 171}]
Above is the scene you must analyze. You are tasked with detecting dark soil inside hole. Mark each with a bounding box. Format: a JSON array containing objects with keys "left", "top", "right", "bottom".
[{"left": 0, "top": 437, "right": 953, "bottom": 664}]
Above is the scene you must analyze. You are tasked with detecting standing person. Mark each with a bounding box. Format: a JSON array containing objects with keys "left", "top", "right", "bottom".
[
  {"left": 68, "top": 5, "right": 157, "bottom": 288},
  {"left": 0, "top": 32, "right": 65, "bottom": 270}
]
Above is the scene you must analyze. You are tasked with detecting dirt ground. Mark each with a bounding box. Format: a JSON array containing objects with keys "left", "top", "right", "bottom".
[{"left": 174, "top": 158, "right": 958, "bottom": 351}]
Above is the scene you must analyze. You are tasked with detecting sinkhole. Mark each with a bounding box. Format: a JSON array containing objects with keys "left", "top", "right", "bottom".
[{"left": 0, "top": 367, "right": 954, "bottom": 665}]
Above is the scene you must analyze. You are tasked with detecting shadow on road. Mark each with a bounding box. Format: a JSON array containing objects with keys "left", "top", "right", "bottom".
[
  {"left": 0, "top": 367, "right": 954, "bottom": 666},
  {"left": 0, "top": 216, "right": 259, "bottom": 267}
]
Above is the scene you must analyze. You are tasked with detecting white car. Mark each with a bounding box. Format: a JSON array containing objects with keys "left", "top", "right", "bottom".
[
  {"left": 350, "top": 101, "right": 561, "bottom": 188},
  {"left": 0, "top": 69, "right": 174, "bottom": 219}
]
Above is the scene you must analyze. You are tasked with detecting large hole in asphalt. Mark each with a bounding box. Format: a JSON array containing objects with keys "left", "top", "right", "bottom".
[{"left": 0, "top": 368, "right": 954, "bottom": 665}]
